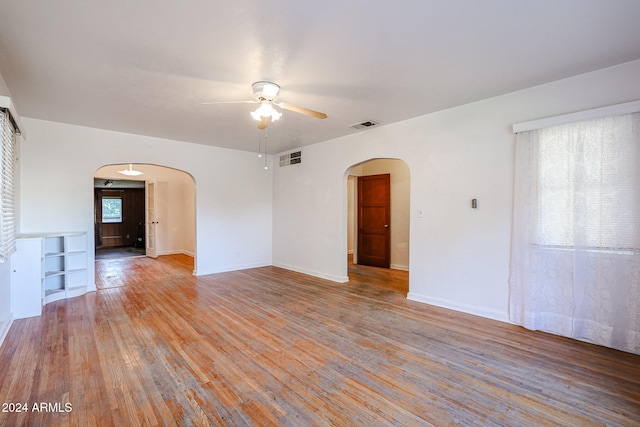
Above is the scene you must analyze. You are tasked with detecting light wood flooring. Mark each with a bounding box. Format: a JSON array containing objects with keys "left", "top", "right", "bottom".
[{"left": 0, "top": 254, "right": 639, "bottom": 426}]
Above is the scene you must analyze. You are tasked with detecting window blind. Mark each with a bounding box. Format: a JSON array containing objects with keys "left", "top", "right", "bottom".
[{"left": 0, "top": 108, "right": 16, "bottom": 262}]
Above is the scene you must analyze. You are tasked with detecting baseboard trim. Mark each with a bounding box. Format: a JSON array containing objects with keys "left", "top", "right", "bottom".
[
  {"left": 158, "top": 250, "right": 194, "bottom": 257},
  {"left": 272, "top": 262, "right": 349, "bottom": 283},
  {"left": 0, "top": 317, "right": 14, "bottom": 349},
  {"left": 194, "top": 262, "right": 272, "bottom": 276},
  {"left": 406, "top": 292, "right": 510, "bottom": 324},
  {"left": 390, "top": 264, "right": 409, "bottom": 271}
]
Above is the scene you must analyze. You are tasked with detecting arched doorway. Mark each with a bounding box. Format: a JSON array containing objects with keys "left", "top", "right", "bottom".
[
  {"left": 345, "top": 158, "right": 411, "bottom": 280},
  {"left": 93, "top": 164, "right": 196, "bottom": 268}
]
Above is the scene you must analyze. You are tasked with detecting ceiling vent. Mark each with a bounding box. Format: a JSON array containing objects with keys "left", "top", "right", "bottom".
[
  {"left": 279, "top": 150, "right": 302, "bottom": 167},
  {"left": 350, "top": 120, "right": 379, "bottom": 130}
]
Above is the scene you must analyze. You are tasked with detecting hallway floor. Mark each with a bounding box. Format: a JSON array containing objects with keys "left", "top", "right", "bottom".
[{"left": 95, "top": 246, "right": 146, "bottom": 260}]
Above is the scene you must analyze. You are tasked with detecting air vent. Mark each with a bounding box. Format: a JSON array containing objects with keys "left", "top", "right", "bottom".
[
  {"left": 279, "top": 150, "right": 302, "bottom": 167},
  {"left": 350, "top": 120, "right": 379, "bottom": 130}
]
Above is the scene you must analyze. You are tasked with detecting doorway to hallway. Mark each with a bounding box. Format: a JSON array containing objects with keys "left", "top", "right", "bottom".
[
  {"left": 346, "top": 158, "right": 410, "bottom": 274},
  {"left": 93, "top": 163, "right": 196, "bottom": 265}
]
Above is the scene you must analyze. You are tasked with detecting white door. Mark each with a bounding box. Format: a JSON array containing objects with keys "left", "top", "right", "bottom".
[{"left": 145, "top": 181, "right": 158, "bottom": 258}]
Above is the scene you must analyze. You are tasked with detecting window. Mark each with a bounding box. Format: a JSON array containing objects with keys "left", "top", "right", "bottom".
[
  {"left": 510, "top": 110, "right": 640, "bottom": 355},
  {"left": 0, "top": 108, "right": 17, "bottom": 263},
  {"left": 535, "top": 113, "right": 639, "bottom": 250},
  {"left": 102, "top": 198, "right": 123, "bottom": 223}
]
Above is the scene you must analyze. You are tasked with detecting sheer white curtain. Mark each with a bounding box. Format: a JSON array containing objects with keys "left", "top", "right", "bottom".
[{"left": 510, "top": 112, "right": 640, "bottom": 354}]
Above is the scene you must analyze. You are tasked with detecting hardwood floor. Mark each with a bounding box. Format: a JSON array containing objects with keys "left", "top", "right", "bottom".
[{"left": 1, "top": 255, "right": 639, "bottom": 426}]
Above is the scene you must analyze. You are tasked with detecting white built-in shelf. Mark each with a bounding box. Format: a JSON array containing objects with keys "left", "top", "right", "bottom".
[{"left": 13, "top": 232, "right": 88, "bottom": 317}]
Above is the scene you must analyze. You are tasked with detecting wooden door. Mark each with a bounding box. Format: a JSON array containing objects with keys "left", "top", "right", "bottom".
[
  {"left": 145, "top": 181, "right": 158, "bottom": 258},
  {"left": 357, "top": 174, "right": 390, "bottom": 268}
]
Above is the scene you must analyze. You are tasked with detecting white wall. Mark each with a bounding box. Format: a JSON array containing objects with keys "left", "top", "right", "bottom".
[
  {"left": 20, "top": 118, "right": 273, "bottom": 290},
  {"left": 181, "top": 171, "right": 196, "bottom": 256},
  {"left": 273, "top": 59, "right": 640, "bottom": 322},
  {"left": 95, "top": 164, "right": 196, "bottom": 256},
  {"left": 0, "top": 257, "right": 12, "bottom": 345},
  {"left": 0, "top": 74, "right": 10, "bottom": 98}
]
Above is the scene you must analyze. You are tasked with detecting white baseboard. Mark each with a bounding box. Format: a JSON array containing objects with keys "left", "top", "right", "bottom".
[
  {"left": 194, "top": 261, "right": 272, "bottom": 276},
  {"left": 272, "top": 262, "right": 349, "bottom": 283},
  {"left": 0, "top": 317, "right": 13, "bottom": 349},
  {"left": 193, "top": 260, "right": 350, "bottom": 283},
  {"left": 390, "top": 264, "right": 409, "bottom": 271},
  {"left": 158, "top": 250, "right": 194, "bottom": 257},
  {"left": 406, "top": 292, "right": 510, "bottom": 324}
]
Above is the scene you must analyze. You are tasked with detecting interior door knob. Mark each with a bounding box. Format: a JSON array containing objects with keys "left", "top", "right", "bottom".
[{"left": 384, "top": 224, "right": 389, "bottom": 228}]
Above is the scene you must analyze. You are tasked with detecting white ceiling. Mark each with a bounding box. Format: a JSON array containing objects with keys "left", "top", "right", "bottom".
[{"left": 1, "top": 1, "right": 640, "bottom": 154}]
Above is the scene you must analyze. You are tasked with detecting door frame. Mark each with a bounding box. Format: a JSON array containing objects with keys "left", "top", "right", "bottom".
[
  {"left": 145, "top": 180, "right": 158, "bottom": 258},
  {"left": 345, "top": 158, "right": 411, "bottom": 278}
]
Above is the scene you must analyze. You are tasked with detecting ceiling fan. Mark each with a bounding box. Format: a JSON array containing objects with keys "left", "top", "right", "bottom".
[{"left": 202, "top": 81, "right": 327, "bottom": 130}]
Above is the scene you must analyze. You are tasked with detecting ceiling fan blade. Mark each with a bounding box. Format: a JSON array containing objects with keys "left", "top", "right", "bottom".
[
  {"left": 201, "top": 100, "right": 257, "bottom": 105},
  {"left": 277, "top": 102, "right": 327, "bottom": 119},
  {"left": 257, "top": 116, "right": 269, "bottom": 130}
]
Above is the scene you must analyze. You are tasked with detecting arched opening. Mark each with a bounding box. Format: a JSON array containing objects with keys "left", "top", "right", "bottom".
[
  {"left": 93, "top": 163, "right": 196, "bottom": 273},
  {"left": 344, "top": 158, "right": 410, "bottom": 291}
]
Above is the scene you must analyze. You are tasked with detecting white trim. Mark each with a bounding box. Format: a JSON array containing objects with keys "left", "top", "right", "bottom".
[
  {"left": 157, "top": 249, "right": 194, "bottom": 257},
  {"left": 406, "top": 292, "right": 510, "bottom": 324},
  {"left": 0, "top": 317, "right": 13, "bottom": 349},
  {"left": 194, "top": 261, "right": 272, "bottom": 276},
  {"left": 272, "top": 262, "right": 349, "bottom": 283},
  {"left": 513, "top": 100, "right": 640, "bottom": 133},
  {"left": 390, "top": 263, "right": 409, "bottom": 271}
]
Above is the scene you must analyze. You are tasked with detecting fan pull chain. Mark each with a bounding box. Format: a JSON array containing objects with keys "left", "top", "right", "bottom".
[{"left": 264, "top": 133, "right": 268, "bottom": 170}]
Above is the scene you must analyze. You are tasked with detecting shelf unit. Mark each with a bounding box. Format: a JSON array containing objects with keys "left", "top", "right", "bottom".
[{"left": 13, "top": 232, "right": 88, "bottom": 317}]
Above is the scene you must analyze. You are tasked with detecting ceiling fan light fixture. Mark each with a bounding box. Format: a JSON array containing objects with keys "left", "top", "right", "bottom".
[
  {"left": 250, "top": 102, "right": 282, "bottom": 122},
  {"left": 118, "top": 164, "right": 144, "bottom": 176},
  {"left": 269, "top": 107, "right": 282, "bottom": 121},
  {"left": 262, "top": 83, "right": 280, "bottom": 97}
]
